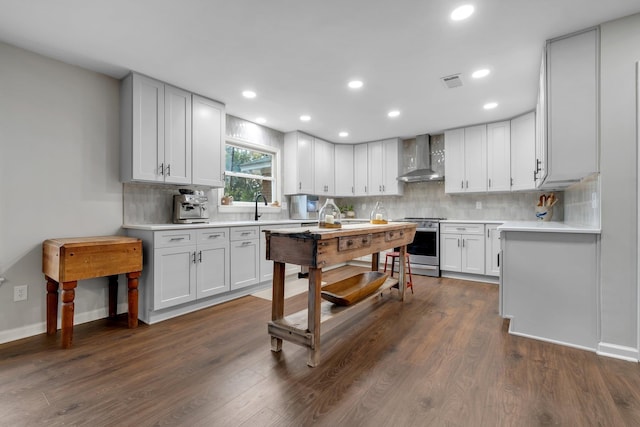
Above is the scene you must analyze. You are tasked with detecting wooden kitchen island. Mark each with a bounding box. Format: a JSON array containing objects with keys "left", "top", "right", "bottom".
[{"left": 264, "top": 222, "right": 416, "bottom": 367}]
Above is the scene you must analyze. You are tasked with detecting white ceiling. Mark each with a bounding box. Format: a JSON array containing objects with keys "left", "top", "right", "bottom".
[{"left": 1, "top": 1, "right": 639, "bottom": 143}]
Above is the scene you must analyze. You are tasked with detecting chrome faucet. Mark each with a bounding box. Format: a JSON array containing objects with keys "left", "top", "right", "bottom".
[{"left": 254, "top": 193, "right": 267, "bottom": 221}]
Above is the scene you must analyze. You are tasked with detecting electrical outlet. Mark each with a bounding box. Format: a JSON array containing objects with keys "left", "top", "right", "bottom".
[
  {"left": 14, "top": 285, "right": 27, "bottom": 302},
  {"left": 476, "top": 201, "right": 482, "bottom": 209}
]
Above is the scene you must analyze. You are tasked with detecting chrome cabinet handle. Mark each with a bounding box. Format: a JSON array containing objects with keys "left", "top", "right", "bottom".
[
  {"left": 462, "top": 239, "right": 465, "bottom": 248},
  {"left": 198, "top": 251, "right": 202, "bottom": 263},
  {"left": 169, "top": 237, "right": 185, "bottom": 241},
  {"left": 159, "top": 163, "right": 164, "bottom": 176},
  {"left": 457, "top": 238, "right": 460, "bottom": 247},
  {"left": 489, "top": 178, "right": 492, "bottom": 188},
  {"left": 299, "top": 182, "right": 302, "bottom": 190},
  {"left": 192, "top": 252, "right": 197, "bottom": 264},
  {"left": 166, "top": 164, "right": 171, "bottom": 176},
  {"left": 208, "top": 234, "right": 221, "bottom": 239},
  {"left": 461, "top": 180, "right": 464, "bottom": 189}
]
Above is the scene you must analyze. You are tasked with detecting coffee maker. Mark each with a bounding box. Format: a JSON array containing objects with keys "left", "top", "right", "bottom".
[{"left": 173, "top": 190, "right": 209, "bottom": 223}]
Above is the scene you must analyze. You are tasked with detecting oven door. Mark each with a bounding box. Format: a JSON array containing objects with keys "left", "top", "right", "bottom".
[{"left": 407, "top": 228, "right": 439, "bottom": 265}]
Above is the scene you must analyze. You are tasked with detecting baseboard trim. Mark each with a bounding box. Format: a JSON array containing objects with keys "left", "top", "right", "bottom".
[
  {"left": 597, "top": 342, "right": 639, "bottom": 363},
  {"left": 508, "top": 320, "right": 597, "bottom": 353},
  {"left": 441, "top": 271, "right": 499, "bottom": 284},
  {"left": 0, "top": 302, "right": 128, "bottom": 345}
]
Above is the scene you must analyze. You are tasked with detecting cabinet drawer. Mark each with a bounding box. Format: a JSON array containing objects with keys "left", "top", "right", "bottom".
[
  {"left": 230, "top": 226, "right": 259, "bottom": 241},
  {"left": 197, "top": 228, "right": 229, "bottom": 246},
  {"left": 440, "top": 223, "right": 484, "bottom": 235},
  {"left": 154, "top": 230, "right": 196, "bottom": 248}
]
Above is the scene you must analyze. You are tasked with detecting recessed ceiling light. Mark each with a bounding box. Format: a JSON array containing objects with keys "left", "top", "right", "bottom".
[
  {"left": 256, "top": 117, "right": 267, "bottom": 124},
  {"left": 242, "top": 90, "right": 256, "bottom": 99},
  {"left": 483, "top": 102, "right": 498, "bottom": 110},
  {"left": 388, "top": 110, "right": 400, "bottom": 118},
  {"left": 339, "top": 131, "right": 349, "bottom": 137},
  {"left": 348, "top": 80, "right": 363, "bottom": 89},
  {"left": 472, "top": 69, "right": 490, "bottom": 79},
  {"left": 300, "top": 115, "right": 311, "bottom": 121},
  {"left": 451, "top": 5, "right": 474, "bottom": 21}
]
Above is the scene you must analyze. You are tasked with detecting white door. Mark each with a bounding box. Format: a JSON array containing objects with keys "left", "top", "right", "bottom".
[
  {"left": 462, "top": 234, "right": 485, "bottom": 274},
  {"left": 440, "top": 234, "right": 462, "bottom": 272},
  {"left": 354, "top": 144, "right": 368, "bottom": 196},
  {"left": 382, "top": 139, "right": 402, "bottom": 195},
  {"left": 164, "top": 85, "right": 192, "bottom": 184},
  {"left": 334, "top": 144, "right": 354, "bottom": 196},
  {"left": 154, "top": 246, "right": 196, "bottom": 309},
  {"left": 197, "top": 244, "right": 230, "bottom": 298},
  {"left": 230, "top": 240, "right": 259, "bottom": 289},
  {"left": 132, "top": 74, "right": 164, "bottom": 182},
  {"left": 298, "top": 134, "right": 315, "bottom": 194},
  {"left": 485, "top": 225, "right": 501, "bottom": 277},
  {"left": 192, "top": 95, "right": 225, "bottom": 187},
  {"left": 444, "top": 129, "right": 465, "bottom": 193},
  {"left": 487, "top": 121, "right": 511, "bottom": 192},
  {"left": 367, "top": 141, "right": 384, "bottom": 195},
  {"left": 314, "top": 138, "right": 334, "bottom": 195},
  {"left": 510, "top": 112, "right": 536, "bottom": 191},
  {"left": 463, "top": 125, "right": 487, "bottom": 192}
]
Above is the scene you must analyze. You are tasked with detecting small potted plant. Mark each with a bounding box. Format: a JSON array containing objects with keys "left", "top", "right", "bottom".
[
  {"left": 221, "top": 194, "right": 233, "bottom": 205},
  {"left": 340, "top": 205, "right": 356, "bottom": 218}
]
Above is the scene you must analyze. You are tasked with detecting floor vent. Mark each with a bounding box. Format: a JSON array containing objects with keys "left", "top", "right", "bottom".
[{"left": 441, "top": 74, "right": 463, "bottom": 89}]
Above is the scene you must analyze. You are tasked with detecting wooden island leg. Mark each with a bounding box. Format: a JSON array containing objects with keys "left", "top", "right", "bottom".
[
  {"left": 60, "top": 281, "right": 77, "bottom": 349},
  {"left": 108, "top": 275, "right": 118, "bottom": 319},
  {"left": 126, "top": 271, "right": 141, "bottom": 328},
  {"left": 270, "top": 262, "right": 286, "bottom": 352},
  {"left": 307, "top": 267, "right": 322, "bottom": 367},
  {"left": 398, "top": 245, "right": 407, "bottom": 301},
  {"left": 46, "top": 277, "right": 59, "bottom": 335}
]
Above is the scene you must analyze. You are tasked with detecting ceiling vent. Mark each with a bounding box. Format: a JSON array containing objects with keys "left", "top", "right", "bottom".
[{"left": 441, "top": 74, "right": 463, "bottom": 89}]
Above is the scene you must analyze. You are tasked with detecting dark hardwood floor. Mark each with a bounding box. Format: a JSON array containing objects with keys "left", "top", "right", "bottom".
[{"left": 1, "top": 265, "right": 639, "bottom": 426}]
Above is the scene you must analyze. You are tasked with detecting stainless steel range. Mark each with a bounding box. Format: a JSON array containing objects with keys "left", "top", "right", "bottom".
[{"left": 401, "top": 217, "right": 444, "bottom": 277}]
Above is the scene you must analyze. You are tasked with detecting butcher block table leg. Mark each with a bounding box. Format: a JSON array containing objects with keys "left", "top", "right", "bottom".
[
  {"left": 46, "top": 277, "right": 59, "bottom": 335},
  {"left": 307, "top": 267, "right": 322, "bottom": 367},
  {"left": 127, "top": 271, "right": 141, "bottom": 328},
  {"left": 270, "top": 262, "right": 286, "bottom": 352},
  {"left": 61, "top": 281, "right": 78, "bottom": 349}
]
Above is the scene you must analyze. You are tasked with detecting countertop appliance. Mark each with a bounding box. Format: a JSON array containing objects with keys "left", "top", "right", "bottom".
[
  {"left": 289, "top": 195, "right": 319, "bottom": 220},
  {"left": 173, "top": 192, "right": 209, "bottom": 223},
  {"left": 399, "top": 217, "right": 444, "bottom": 277}
]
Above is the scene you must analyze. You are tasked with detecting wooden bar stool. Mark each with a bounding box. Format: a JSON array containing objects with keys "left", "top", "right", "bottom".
[{"left": 383, "top": 251, "right": 413, "bottom": 293}]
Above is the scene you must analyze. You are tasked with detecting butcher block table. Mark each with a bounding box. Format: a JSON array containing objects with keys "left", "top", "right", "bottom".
[
  {"left": 42, "top": 236, "right": 143, "bottom": 349},
  {"left": 264, "top": 222, "right": 416, "bottom": 367}
]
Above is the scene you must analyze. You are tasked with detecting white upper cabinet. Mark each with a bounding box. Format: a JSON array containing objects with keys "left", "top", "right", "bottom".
[
  {"left": 334, "top": 144, "right": 355, "bottom": 197},
  {"left": 535, "top": 50, "right": 547, "bottom": 187},
  {"left": 313, "top": 137, "right": 335, "bottom": 195},
  {"left": 284, "top": 131, "right": 314, "bottom": 195},
  {"left": 121, "top": 73, "right": 225, "bottom": 187},
  {"left": 511, "top": 111, "right": 536, "bottom": 191},
  {"left": 353, "top": 143, "right": 369, "bottom": 196},
  {"left": 539, "top": 27, "right": 599, "bottom": 188},
  {"left": 192, "top": 95, "right": 225, "bottom": 187},
  {"left": 486, "top": 121, "right": 511, "bottom": 192},
  {"left": 445, "top": 125, "right": 487, "bottom": 193},
  {"left": 368, "top": 138, "right": 403, "bottom": 196}
]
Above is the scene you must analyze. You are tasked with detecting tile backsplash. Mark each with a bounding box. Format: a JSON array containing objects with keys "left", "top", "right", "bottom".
[{"left": 563, "top": 173, "right": 600, "bottom": 227}]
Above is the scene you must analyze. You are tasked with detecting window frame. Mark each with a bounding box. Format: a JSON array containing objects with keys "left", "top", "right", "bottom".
[{"left": 218, "top": 136, "right": 282, "bottom": 213}]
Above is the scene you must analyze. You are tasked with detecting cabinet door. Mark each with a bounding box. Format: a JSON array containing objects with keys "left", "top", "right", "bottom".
[
  {"left": 334, "top": 144, "right": 354, "bottom": 196},
  {"left": 367, "top": 141, "right": 384, "bottom": 195},
  {"left": 462, "top": 234, "right": 485, "bottom": 274},
  {"left": 382, "top": 139, "right": 403, "bottom": 195},
  {"left": 510, "top": 112, "right": 536, "bottom": 191},
  {"left": 535, "top": 49, "right": 547, "bottom": 187},
  {"left": 197, "top": 244, "right": 230, "bottom": 298},
  {"left": 440, "top": 234, "right": 462, "bottom": 272},
  {"left": 164, "top": 85, "right": 191, "bottom": 184},
  {"left": 354, "top": 144, "right": 369, "bottom": 196},
  {"left": 485, "top": 225, "right": 501, "bottom": 276},
  {"left": 463, "top": 125, "right": 487, "bottom": 192},
  {"left": 314, "top": 138, "right": 334, "bottom": 195},
  {"left": 132, "top": 74, "right": 165, "bottom": 182},
  {"left": 230, "top": 239, "right": 259, "bottom": 289},
  {"left": 546, "top": 28, "right": 598, "bottom": 183},
  {"left": 487, "top": 121, "right": 511, "bottom": 192},
  {"left": 192, "top": 95, "right": 225, "bottom": 187},
  {"left": 153, "top": 246, "right": 196, "bottom": 309},
  {"left": 444, "top": 129, "right": 465, "bottom": 193}
]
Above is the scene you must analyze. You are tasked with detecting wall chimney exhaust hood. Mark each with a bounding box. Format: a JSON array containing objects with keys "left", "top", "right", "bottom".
[{"left": 397, "top": 134, "right": 444, "bottom": 182}]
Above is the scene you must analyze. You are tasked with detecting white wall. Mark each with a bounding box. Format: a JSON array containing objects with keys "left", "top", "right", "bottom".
[
  {"left": 0, "top": 42, "right": 123, "bottom": 343},
  {"left": 599, "top": 12, "right": 640, "bottom": 358}
]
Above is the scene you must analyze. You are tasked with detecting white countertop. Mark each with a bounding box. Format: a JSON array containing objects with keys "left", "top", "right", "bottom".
[
  {"left": 122, "top": 219, "right": 310, "bottom": 231},
  {"left": 497, "top": 221, "right": 601, "bottom": 234},
  {"left": 440, "top": 219, "right": 505, "bottom": 224}
]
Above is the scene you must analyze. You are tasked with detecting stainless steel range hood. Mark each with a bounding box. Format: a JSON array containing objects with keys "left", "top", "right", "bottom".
[{"left": 397, "top": 134, "right": 444, "bottom": 182}]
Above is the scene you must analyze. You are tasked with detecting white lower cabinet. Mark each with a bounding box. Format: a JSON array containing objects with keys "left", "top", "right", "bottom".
[
  {"left": 230, "top": 226, "right": 260, "bottom": 290},
  {"left": 440, "top": 223, "right": 485, "bottom": 275},
  {"left": 154, "top": 245, "right": 197, "bottom": 309},
  {"left": 485, "top": 225, "right": 501, "bottom": 277},
  {"left": 196, "top": 228, "right": 230, "bottom": 298}
]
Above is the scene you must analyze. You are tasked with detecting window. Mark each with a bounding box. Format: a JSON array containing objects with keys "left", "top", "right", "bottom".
[{"left": 223, "top": 138, "right": 278, "bottom": 205}]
